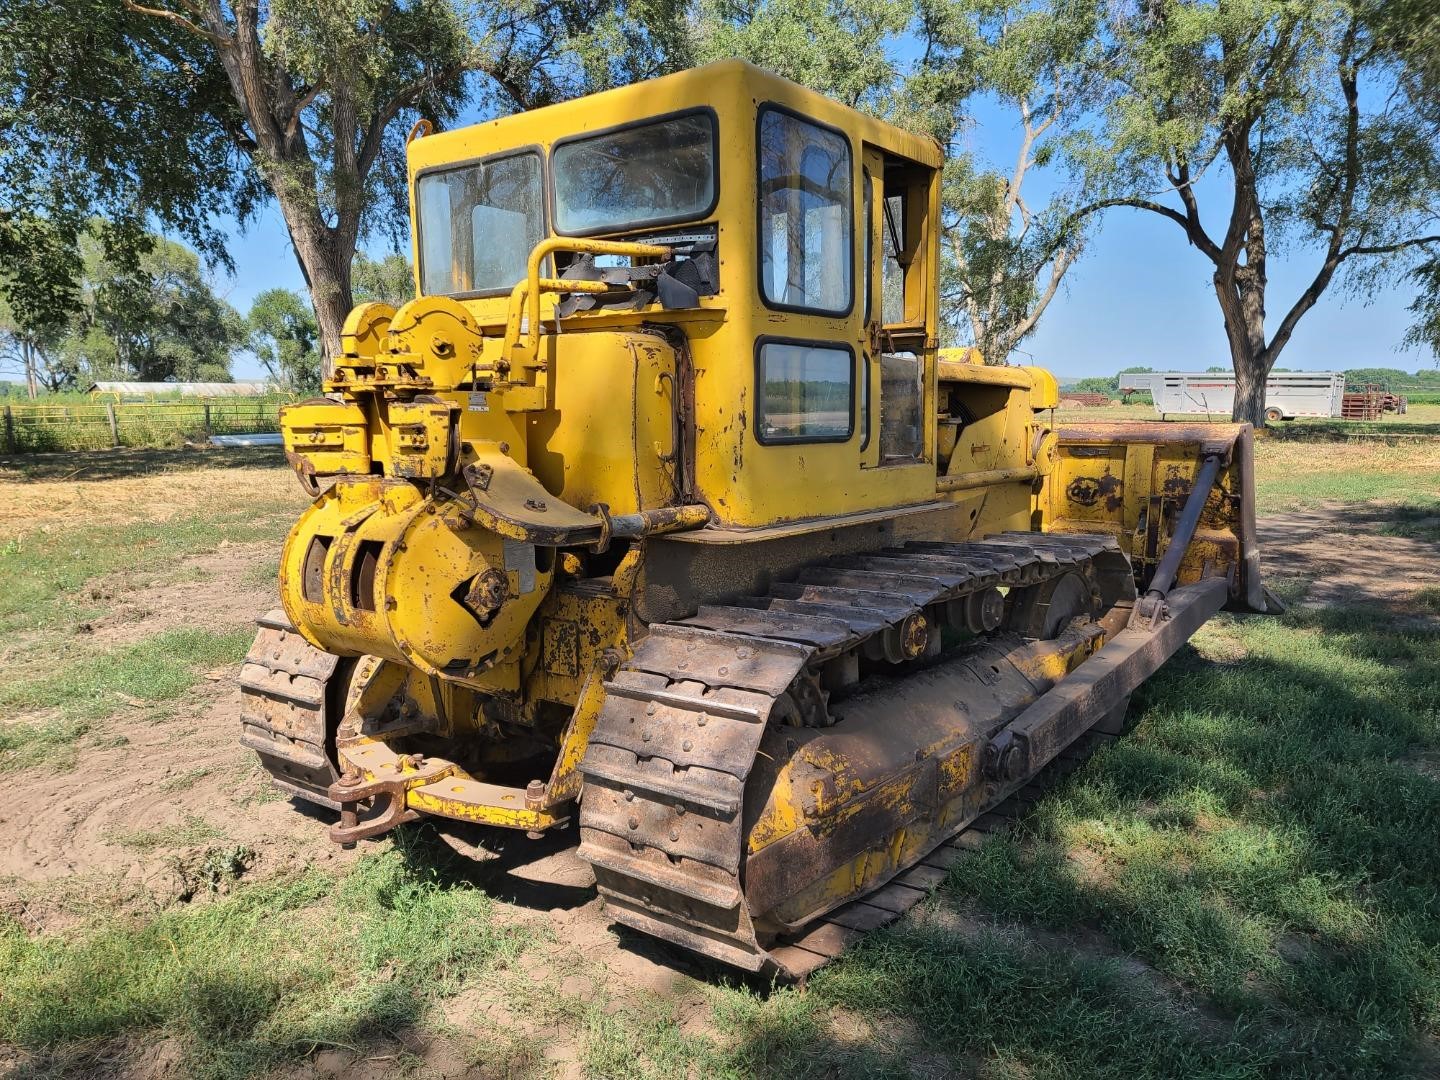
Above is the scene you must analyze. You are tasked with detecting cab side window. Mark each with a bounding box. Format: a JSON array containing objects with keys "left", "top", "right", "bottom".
[{"left": 758, "top": 108, "right": 852, "bottom": 315}]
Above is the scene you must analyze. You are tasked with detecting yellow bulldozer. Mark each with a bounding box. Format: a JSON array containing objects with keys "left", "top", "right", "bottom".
[{"left": 242, "top": 60, "right": 1273, "bottom": 977}]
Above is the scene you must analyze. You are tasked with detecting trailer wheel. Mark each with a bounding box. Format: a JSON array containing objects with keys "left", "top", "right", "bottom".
[{"left": 1264, "top": 406, "right": 1283, "bottom": 422}]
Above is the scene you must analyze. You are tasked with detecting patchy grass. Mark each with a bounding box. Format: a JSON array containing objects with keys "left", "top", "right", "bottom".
[
  {"left": 1252, "top": 441, "right": 1440, "bottom": 513},
  {"left": 109, "top": 814, "right": 225, "bottom": 852},
  {"left": 0, "top": 627, "right": 252, "bottom": 771},
  {"left": 1375, "top": 500, "right": 1440, "bottom": 543},
  {"left": 0, "top": 834, "right": 536, "bottom": 1080},
  {"left": 1, "top": 429, "right": 1436, "bottom": 1078},
  {"left": 0, "top": 515, "right": 295, "bottom": 640}
]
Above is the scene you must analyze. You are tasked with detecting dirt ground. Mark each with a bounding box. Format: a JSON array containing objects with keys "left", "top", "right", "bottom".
[
  {"left": 1, "top": 445, "right": 1437, "bottom": 1077},
  {"left": 1, "top": 492, "right": 1433, "bottom": 952},
  {"left": 1257, "top": 502, "right": 1440, "bottom": 616}
]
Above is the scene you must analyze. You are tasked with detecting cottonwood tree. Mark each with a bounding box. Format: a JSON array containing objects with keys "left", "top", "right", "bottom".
[
  {"left": 249, "top": 289, "right": 322, "bottom": 394},
  {"left": 1058, "top": 0, "right": 1440, "bottom": 424},
  {"left": 58, "top": 233, "right": 246, "bottom": 384},
  {"left": 353, "top": 252, "right": 416, "bottom": 309},
  {"left": 7, "top": 2, "right": 691, "bottom": 374},
  {"left": 911, "top": 0, "right": 1103, "bottom": 362},
  {"left": 695, "top": 0, "right": 910, "bottom": 108},
  {"left": 0, "top": 1, "right": 242, "bottom": 364}
]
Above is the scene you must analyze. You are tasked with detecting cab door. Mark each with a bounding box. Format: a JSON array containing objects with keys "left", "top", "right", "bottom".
[{"left": 860, "top": 146, "right": 936, "bottom": 472}]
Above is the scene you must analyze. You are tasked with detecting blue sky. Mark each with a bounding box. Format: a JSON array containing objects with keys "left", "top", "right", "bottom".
[{"left": 214, "top": 86, "right": 1434, "bottom": 383}]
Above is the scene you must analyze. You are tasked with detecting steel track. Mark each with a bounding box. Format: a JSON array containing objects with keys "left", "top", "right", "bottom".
[{"left": 577, "top": 531, "right": 1130, "bottom": 977}]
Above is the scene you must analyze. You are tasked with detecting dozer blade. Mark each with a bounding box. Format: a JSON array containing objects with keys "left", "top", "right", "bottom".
[
  {"left": 1047, "top": 421, "right": 1277, "bottom": 614},
  {"left": 577, "top": 533, "right": 1231, "bottom": 978}
]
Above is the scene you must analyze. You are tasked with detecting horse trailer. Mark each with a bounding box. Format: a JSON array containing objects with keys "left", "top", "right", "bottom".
[{"left": 1117, "top": 371, "right": 1346, "bottom": 421}]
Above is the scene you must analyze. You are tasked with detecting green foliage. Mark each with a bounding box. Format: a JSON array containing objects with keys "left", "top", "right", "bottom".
[
  {"left": 2, "top": 1, "right": 697, "bottom": 361},
  {"left": 0, "top": 1, "right": 252, "bottom": 340},
  {"left": 695, "top": 0, "right": 910, "bottom": 108},
  {"left": 248, "top": 289, "right": 321, "bottom": 395},
  {"left": 1403, "top": 257, "right": 1440, "bottom": 361},
  {"left": 2, "top": 228, "right": 245, "bottom": 391},
  {"left": 352, "top": 252, "right": 415, "bottom": 309},
  {"left": 61, "top": 231, "right": 245, "bottom": 385},
  {"left": 917, "top": 0, "right": 1105, "bottom": 362}
]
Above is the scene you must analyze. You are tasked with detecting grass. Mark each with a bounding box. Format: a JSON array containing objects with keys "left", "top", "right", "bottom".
[
  {"left": 0, "top": 445, "right": 1437, "bottom": 1077},
  {"left": 0, "top": 834, "right": 535, "bottom": 1080},
  {"left": 0, "top": 514, "right": 295, "bottom": 639},
  {"left": 1251, "top": 441, "right": 1440, "bottom": 513},
  {"left": 789, "top": 601, "right": 1440, "bottom": 1079},
  {"left": 110, "top": 814, "right": 225, "bottom": 852},
  {"left": 0, "top": 627, "right": 253, "bottom": 771}
]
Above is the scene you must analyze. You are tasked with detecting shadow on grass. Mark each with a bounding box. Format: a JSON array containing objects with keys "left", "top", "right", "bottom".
[
  {"left": 878, "top": 606, "right": 1440, "bottom": 1079},
  {"left": 0, "top": 445, "right": 286, "bottom": 483}
]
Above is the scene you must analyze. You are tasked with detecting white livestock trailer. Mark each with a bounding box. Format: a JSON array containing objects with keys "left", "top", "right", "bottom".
[{"left": 1117, "top": 371, "right": 1346, "bottom": 421}]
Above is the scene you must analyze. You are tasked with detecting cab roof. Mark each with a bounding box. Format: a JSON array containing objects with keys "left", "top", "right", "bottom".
[{"left": 406, "top": 59, "right": 944, "bottom": 176}]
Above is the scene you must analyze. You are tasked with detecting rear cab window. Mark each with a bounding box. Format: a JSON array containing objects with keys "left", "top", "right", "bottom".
[{"left": 416, "top": 151, "right": 544, "bottom": 297}]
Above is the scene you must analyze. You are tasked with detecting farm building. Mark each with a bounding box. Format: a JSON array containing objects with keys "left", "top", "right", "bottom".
[{"left": 85, "top": 381, "right": 279, "bottom": 399}]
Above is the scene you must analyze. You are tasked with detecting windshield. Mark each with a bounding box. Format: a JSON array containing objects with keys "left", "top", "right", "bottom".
[
  {"left": 416, "top": 151, "right": 543, "bottom": 296},
  {"left": 552, "top": 112, "right": 717, "bottom": 234}
]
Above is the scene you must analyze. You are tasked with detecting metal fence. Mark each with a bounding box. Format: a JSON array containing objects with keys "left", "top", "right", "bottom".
[{"left": 1, "top": 398, "right": 289, "bottom": 453}]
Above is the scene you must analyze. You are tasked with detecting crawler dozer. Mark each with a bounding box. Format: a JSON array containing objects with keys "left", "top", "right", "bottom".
[{"left": 242, "top": 61, "right": 1273, "bottom": 977}]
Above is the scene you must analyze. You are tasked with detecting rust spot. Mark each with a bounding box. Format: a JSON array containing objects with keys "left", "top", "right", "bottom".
[
  {"left": 542, "top": 618, "right": 580, "bottom": 677},
  {"left": 1066, "top": 472, "right": 1122, "bottom": 510}
]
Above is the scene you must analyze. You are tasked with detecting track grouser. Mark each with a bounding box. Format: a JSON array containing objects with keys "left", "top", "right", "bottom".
[{"left": 242, "top": 61, "right": 1276, "bottom": 976}]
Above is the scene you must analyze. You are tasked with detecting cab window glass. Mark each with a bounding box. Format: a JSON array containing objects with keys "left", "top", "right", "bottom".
[
  {"left": 759, "top": 110, "right": 852, "bottom": 313},
  {"left": 880, "top": 193, "right": 906, "bottom": 324},
  {"left": 757, "top": 341, "right": 853, "bottom": 442},
  {"left": 553, "top": 112, "right": 716, "bottom": 234},
  {"left": 416, "top": 152, "right": 543, "bottom": 296}
]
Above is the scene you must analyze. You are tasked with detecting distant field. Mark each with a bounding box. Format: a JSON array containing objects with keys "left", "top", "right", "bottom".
[{"left": 0, "top": 444, "right": 1435, "bottom": 1079}]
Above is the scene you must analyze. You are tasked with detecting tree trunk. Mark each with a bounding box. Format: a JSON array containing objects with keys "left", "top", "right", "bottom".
[
  {"left": 278, "top": 210, "right": 354, "bottom": 378},
  {"left": 21, "top": 339, "right": 38, "bottom": 400},
  {"left": 1231, "top": 351, "right": 1268, "bottom": 428},
  {"left": 1214, "top": 265, "right": 1272, "bottom": 427}
]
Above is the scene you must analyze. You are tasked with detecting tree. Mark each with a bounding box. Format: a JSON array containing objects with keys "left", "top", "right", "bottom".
[
  {"left": 1, "top": 1, "right": 249, "bottom": 353},
  {"left": 353, "top": 252, "right": 416, "bottom": 309},
  {"left": 0, "top": 295, "right": 71, "bottom": 397},
  {"left": 1403, "top": 258, "right": 1440, "bottom": 361},
  {"left": 250, "top": 289, "right": 322, "bottom": 395},
  {"left": 6, "top": 3, "right": 693, "bottom": 375},
  {"left": 913, "top": 0, "right": 1103, "bottom": 362},
  {"left": 1057, "top": 0, "right": 1440, "bottom": 425},
  {"left": 696, "top": 0, "right": 910, "bottom": 109},
  {"left": 40, "top": 231, "right": 246, "bottom": 386},
  {"left": 113, "top": 0, "right": 695, "bottom": 368}
]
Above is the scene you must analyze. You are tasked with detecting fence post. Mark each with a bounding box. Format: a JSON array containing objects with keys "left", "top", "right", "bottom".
[
  {"left": 204, "top": 401, "right": 212, "bottom": 435},
  {"left": 106, "top": 402, "right": 120, "bottom": 446},
  {"left": 3, "top": 405, "right": 12, "bottom": 454}
]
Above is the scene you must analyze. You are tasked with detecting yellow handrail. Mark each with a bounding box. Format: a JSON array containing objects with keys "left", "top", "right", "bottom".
[{"left": 503, "top": 237, "right": 671, "bottom": 368}]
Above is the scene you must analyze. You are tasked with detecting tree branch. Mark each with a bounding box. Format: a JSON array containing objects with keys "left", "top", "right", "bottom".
[
  {"left": 121, "top": 0, "right": 228, "bottom": 46},
  {"left": 1007, "top": 246, "right": 1073, "bottom": 346},
  {"left": 1340, "top": 235, "right": 1440, "bottom": 258},
  {"left": 285, "top": 79, "right": 326, "bottom": 141},
  {"left": 1066, "top": 196, "right": 1218, "bottom": 257}
]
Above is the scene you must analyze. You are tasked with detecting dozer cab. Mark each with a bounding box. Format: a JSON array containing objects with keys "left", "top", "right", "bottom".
[{"left": 243, "top": 60, "right": 1273, "bottom": 977}]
